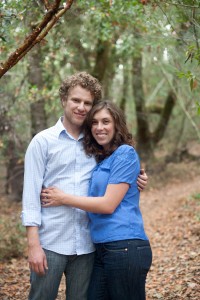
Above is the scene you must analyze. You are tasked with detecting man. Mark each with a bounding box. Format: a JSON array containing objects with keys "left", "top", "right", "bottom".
[{"left": 22, "top": 72, "right": 148, "bottom": 300}]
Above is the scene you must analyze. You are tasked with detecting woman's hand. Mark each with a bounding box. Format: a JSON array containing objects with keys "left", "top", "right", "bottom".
[{"left": 41, "top": 187, "right": 66, "bottom": 207}]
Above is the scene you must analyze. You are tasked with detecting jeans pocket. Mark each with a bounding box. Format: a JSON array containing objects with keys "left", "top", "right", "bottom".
[
  {"left": 103, "top": 242, "right": 128, "bottom": 253},
  {"left": 137, "top": 245, "right": 152, "bottom": 272}
]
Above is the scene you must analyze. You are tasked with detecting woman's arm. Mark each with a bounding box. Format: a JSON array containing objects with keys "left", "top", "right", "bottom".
[{"left": 41, "top": 183, "right": 129, "bottom": 214}]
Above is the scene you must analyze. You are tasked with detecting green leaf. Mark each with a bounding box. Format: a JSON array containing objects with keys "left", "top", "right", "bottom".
[
  {"left": 0, "top": 36, "right": 7, "bottom": 42},
  {"left": 192, "top": 193, "right": 200, "bottom": 200},
  {"left": 196, "top": 101, "right": 200, "bottom": 115},
  {"left": 190, "top": 78, "right": 194, "bottom": 91}
]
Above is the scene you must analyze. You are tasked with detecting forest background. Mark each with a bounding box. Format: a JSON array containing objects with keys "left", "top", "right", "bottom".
[{"left": 0, "top": 1, "right": 200, "bottom": 299}]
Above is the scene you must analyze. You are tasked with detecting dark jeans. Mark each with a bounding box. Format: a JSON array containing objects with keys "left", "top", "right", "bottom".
[{"left": 88, "top": 239, "right": 152, "bottom": 300}]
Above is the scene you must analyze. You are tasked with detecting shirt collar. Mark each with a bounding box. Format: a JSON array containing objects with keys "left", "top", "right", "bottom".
[{"left": 55, "top": 117, "right": 84, "bottom": 140}]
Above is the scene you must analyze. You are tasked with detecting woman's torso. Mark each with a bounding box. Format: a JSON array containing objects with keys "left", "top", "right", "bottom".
[{"left": 88, "top": 144, "right": 149, "bottom": 243}]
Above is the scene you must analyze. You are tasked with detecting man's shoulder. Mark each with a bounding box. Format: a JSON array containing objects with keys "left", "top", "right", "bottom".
[
  {"left": 36, "top": 125, "right": 55, "bottom": 137},
  {"left": 27, "top": 124, "right": 58, "bottom": 151},
  {"left": 33, "top": 123, "right": 58, "bottom": 140}
]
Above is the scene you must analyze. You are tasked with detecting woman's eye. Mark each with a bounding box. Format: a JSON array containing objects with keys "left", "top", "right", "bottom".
[{"left": 85, "top": 102, "right": 92, "bottom": 107}]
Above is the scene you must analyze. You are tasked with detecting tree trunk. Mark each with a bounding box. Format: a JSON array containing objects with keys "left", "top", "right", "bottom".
[
  {"left": 120, "top": 66, "right": 129, "bottom": 112},
  {"left": 131, "top": 50, "right": 177, "bottom": 162},
  {"left": 4, "top": 44, "right": 47, "bottom": 201},
  {"left": 132, "top": 53, "right": 154, "bottom": 160},
  {"left": 0, "top": 90, "right": 24, "bottom": 201},
  {"left": 93, "top": 39, "right": 111, "bottom": 83},
  {"left": 28, "top": 44, "right": 47, "bottom": 137},
  {"left": 152, "top": 91, "right": 176, "bottom": 144}
]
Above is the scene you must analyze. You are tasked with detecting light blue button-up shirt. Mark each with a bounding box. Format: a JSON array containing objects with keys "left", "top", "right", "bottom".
[{"left": 22, "top": 118, "right": 96, "bottom": 255}]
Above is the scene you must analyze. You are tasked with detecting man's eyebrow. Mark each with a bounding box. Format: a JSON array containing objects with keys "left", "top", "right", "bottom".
[{"left": 71, "top": 97, "right": 80, "bottom": 100}]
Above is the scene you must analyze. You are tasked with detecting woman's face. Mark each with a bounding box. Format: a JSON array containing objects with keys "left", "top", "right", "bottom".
[{"left": 91, "top": 108, "right": 115, "bottom": 150}]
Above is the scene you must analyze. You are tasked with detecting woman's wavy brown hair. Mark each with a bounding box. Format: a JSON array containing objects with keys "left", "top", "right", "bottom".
[{"left": 83, "top": 101, "right": 135, "bottom": 162}]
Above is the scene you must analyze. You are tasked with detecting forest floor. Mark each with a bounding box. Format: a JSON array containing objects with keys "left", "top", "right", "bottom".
[{"left": 0, "top": 159, "right": 200, "bottom": 300}]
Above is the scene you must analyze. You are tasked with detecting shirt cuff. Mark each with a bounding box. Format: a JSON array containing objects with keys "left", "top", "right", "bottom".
[{"left": 21, "top": 210, "right": 41, "bottom": 226}]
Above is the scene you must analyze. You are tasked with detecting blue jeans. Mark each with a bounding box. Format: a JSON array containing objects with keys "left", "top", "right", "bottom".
[
  {"left": 29, "top": 249, "right": 95, "bottom": 300},
  {"left": 88, "top": 239, "right": 152, "bottom": 300}
]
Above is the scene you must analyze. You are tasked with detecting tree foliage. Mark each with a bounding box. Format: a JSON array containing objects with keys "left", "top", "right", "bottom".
[{"left": 0, "top": 0, "right": 200, "bottom": 198}]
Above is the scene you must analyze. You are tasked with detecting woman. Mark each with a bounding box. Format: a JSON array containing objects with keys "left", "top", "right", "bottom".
[{"left": 41, "top": 101, "right": 152, "bottom": 300}]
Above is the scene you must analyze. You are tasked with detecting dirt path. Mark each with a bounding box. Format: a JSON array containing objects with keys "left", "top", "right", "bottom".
[
  {"left": 140, "top": 172, "right": 200, "bottom": 300},
  {"left": 141, "top": 172, "right": 200, "bottom": 231},
  {"left": 0, "top": 162, "right": 200, "bottom": 299}
]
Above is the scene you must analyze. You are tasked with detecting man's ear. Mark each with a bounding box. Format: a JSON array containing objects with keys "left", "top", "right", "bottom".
[{"left": 61, "top": 99, "right": 65, "bottom": 107}]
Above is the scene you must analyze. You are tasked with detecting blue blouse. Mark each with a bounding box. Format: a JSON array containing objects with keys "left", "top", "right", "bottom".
[{"left": 88, "top": 145, "right": 149, "bottom": 243}]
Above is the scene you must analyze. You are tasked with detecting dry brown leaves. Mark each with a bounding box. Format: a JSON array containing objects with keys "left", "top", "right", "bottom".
[
  {"left": 0, "top": 161, "right": 200, "bottom": 300},
  {"left": 145, "top": 195, "right": 200, "bottom": 300}
]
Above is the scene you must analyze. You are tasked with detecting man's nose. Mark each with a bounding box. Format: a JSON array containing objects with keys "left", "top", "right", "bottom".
[{"left": 77, "top": 102, "right": 85, "bottom": 110}]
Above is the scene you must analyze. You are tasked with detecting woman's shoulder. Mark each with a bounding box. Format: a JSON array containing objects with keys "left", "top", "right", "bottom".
[
  {"left": 114, "top": 144, "right": 136, "bottom": 156},
  {"left": 110, "top": 145, "right": 138, "bottom": 163}
]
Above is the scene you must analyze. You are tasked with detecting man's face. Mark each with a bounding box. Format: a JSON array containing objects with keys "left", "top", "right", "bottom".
[{"left": 62, "top": 85, "right": 94, "bottom": 130}]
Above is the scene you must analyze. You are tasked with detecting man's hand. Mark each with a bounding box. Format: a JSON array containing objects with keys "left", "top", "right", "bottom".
[
  {"left": 137, "top": 169, "right": 148, "bottom": 191},
  {"left": 28, "top": 244, "right": 48, "bottom": 276},
  {"left": 26, "top": 226, "right": 48, "bottom": 276}
]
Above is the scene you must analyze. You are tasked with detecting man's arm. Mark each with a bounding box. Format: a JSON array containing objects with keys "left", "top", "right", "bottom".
[
  {"left": 22, "top": 136, "right": 48, "bottom": 275},
  {"left": 137, "top": 169, "right": 148, "bottom": 191},
  {"left": 26, "top": 226, "right": 48, "bottom": 275}
]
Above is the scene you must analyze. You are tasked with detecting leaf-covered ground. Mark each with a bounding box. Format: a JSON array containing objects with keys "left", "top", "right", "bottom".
[{"left": 0, "top": 161, "right": 199, "bottom": 300}]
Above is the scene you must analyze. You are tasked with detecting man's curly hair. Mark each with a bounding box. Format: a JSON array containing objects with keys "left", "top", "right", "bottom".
[{"left": 59, "top": 72, "right": 102, "bottom": 105}]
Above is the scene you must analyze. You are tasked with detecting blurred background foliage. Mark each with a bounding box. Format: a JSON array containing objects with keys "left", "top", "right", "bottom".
[{"left": 0, "top": 0, "right": 200, "bottom": 201}]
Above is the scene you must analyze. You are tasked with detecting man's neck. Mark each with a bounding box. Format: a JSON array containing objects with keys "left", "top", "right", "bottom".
[{"left": 62, "top": 119, "right": 82, "bottom": 140}]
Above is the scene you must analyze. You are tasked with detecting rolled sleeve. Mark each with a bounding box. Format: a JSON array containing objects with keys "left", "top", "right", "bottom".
[
  {"left": 22, "top": 135, "right": 47, "bottom": 227},
  {"left": 21, "top": 210, "right": 41, "bottom": 226}
]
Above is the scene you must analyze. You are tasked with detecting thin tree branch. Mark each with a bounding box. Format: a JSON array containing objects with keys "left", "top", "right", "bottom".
[
  {"left": 162, "top": 1, "right": 199, "bottom": 9},
  {"left": 192, "top": 7, "right": 199, "bottom": 50},
  {"left": 159, "top": 62, "right": 200, "bottom": 140},
  {"left": 155, "top": 1, "right": 188, "bottom": 46},
  {"left": 146, "top": 78, "right": 165, "bottom": 104},
  {"left": 0, "top": 0, "right": 74, "bottom": 78},
  {"left": 42, "top": 0, "right": 51, "bottom": 10}
]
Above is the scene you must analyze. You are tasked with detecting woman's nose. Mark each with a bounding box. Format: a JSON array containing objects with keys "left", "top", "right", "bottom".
[{"left": 96, "top": 122, "right": 103, "bottom": 130}]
